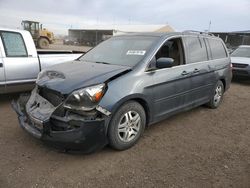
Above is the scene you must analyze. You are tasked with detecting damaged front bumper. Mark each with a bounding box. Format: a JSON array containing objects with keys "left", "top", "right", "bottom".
[{"left": 12, "top": 88, "right": 108, "bottom": 152}]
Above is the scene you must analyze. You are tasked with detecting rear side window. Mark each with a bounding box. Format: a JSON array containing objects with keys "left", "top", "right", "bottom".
[
  {"left": 1, "top": 32, "right": 27, "bottom": 57},
  {"left": 208, "top": 39, "right": 227, "bottom": 59},
  {"left": 184, "top": 36, "right": 208, "bottom": 63}
]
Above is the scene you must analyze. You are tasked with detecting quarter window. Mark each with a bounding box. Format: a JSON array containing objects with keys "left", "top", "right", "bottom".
[
  {"left": 208, "top": 39, "right": 227, "bottom": 59},
  {"left": 184, "top": 36, "right": 208, "bottom": 63},
  {"left": 1, "top": 32, "right": 27, "bottom": 57}
]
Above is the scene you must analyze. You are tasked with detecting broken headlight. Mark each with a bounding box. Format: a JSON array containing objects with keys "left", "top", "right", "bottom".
[{"left": 64, "top": 84, "right": 105, "bottom": 111}]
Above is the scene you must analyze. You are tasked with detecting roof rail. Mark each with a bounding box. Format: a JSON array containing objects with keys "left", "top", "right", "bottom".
[{"left": 182, "top": 30, "right": 214, "bottom": 36}]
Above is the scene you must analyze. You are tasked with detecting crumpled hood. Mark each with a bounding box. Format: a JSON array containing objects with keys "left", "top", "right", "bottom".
[
  {"left": 36, "top": 61, "right": 131, "bottom": 94},
  {"left": 231, "top": 57, "right": 250, "bottom": 65}
]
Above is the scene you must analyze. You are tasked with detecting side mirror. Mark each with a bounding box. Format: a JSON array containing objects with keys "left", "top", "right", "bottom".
[{"left": 156, "top": 57, "right": 174, "bottom": 69}]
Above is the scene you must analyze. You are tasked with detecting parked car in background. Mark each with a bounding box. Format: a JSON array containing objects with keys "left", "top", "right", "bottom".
[
  {"left": 0, "top": 28, "right": 84, "bottom": 94},
  {"left": 63, "top": 38, "right": 79, "bottom": 45},
  {"left": 13, "top": 32, "right": 232, "bottom": 152},
  {"left": 231, "top": 45, "right": 250, "bottom": 77}
]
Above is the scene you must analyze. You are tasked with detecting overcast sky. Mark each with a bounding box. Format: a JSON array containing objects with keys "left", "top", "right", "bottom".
[{"left": 0, "top": 0, "right": 249, "bottom": 34}]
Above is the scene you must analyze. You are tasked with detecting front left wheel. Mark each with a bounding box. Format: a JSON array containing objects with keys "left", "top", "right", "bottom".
[{"left": 108, "top": 101, "right": 146, "bottom": 151}]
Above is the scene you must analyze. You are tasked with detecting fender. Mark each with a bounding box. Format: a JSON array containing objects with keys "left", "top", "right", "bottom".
[{"left": 100, "top": 93, "right": 153, "bottom": 135}]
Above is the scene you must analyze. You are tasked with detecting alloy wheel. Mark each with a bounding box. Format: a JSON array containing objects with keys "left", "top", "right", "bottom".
[
  {"left": 117, "top": 111, "right": 141, "bottom": 142},
  {"left": 214, "top": 85, "right": 223, "bottom": 105}
]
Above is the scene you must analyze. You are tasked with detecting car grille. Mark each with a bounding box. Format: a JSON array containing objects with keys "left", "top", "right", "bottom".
[
  {"left": 38, "top": 87, "right": 65, "bottom": 107},
  {"left": 233, "top": 70, "right": 249, "bottom": 75},
  {"left": 232, "top": 63, "right": 248, "bottom": 68}
]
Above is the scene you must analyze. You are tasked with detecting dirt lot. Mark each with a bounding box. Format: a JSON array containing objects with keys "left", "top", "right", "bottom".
[
  {"left": 49, "top": 44, "right": 91, "bottom": 52},
  {"left": 0, "top": 80, "right": 250, "bottom": 188},
  {"left": 48, "top": 40, "right": 92, "bottom": 52}
]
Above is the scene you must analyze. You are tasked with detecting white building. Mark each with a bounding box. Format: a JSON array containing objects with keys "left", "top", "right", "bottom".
[{"left": 68, "top": 24, "right": 174, "bottom": 46}]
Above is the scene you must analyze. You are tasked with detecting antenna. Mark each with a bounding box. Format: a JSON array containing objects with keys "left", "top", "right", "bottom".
[{"left": 208, "top": 21, "right": 211, "bottom": 32}]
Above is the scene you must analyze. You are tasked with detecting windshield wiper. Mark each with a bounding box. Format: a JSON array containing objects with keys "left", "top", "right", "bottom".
[
  {"left": 80, "top": 60, "right": 112, "bottom": 65},
  {"left": 95, "top": 61, "right": 111, "bottom": 65}
]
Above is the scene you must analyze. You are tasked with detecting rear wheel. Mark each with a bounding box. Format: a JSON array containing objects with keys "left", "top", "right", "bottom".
[
  {"left": 108, "top": 101, "right": 146, "bottom": 150},
  {"left": 207, "top": 80, "right": 224, "bottom": 109},
  {"left": 38, "top": 38, "right": 49, "bottom": 49}
]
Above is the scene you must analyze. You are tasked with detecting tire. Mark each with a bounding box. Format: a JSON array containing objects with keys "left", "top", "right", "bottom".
[
  {"left": 38, "top": 38, "right": 49, "bottom": 49},
  {"left": 207, "top": 80, "right": 224, "bottom": 109},
  {"left": 108, "top": 101, "right": 146, "bottom": 150}
]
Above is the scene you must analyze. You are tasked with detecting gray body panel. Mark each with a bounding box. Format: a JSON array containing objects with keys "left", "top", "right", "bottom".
[
  {"left": 36, "top": 61, "right": 131, "bottom": 94},
  {"left": 99, "top": 59, "right": 231, "bottom": 124}
]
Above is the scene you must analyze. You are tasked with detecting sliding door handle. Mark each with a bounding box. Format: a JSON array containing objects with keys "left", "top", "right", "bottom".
[
  {"left": 193, "top": 68, "right": 200, "bottom": 73},
  {"left": 181, "top": 71, "right": 190, "bottom": 76},
  {"left": 0, "top": 63, "right": 3, "bottom": 68}
]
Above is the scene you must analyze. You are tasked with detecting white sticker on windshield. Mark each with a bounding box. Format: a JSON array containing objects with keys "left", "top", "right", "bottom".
[{"left": 126, "top": 50, "right": 146, "bottom": 56}]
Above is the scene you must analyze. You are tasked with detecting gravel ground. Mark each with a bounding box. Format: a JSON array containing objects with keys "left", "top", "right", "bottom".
[
  {"left": 48, "top": 41, "right": 92, "bottom": 52},
  {"left": 0, "top": 80, "right": 250, "bottom": 188}
]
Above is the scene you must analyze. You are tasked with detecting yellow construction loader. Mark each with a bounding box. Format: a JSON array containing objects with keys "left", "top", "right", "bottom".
[{"left": 21, "top": 20, "right": 55, "bottom": 49}]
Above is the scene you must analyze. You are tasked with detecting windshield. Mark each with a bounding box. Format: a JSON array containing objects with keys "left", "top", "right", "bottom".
[
  {"left": 231, "top": 47, "right": 250, "bottom": 58},
  {"left": 79, "top": 36, "right": 158, "bottom": 67}
]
